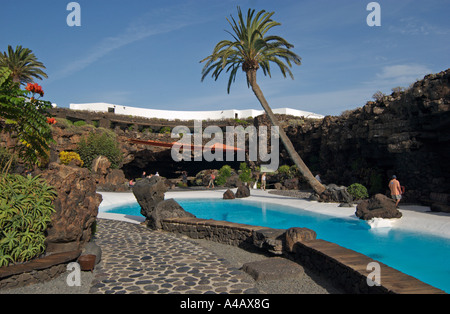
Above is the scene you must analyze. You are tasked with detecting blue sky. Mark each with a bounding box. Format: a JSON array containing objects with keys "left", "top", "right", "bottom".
[{"left": 1, "top": 0, "right": 449, "bottom": 116}]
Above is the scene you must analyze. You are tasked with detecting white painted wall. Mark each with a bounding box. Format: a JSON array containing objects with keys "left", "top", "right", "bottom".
[{"left": 69, "top": 103, "right": 324, "bottom": 120}]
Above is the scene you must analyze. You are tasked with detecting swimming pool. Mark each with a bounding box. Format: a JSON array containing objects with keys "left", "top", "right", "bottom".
[{"left": 105, "top": 198, "right": 450, "bottom": 293}]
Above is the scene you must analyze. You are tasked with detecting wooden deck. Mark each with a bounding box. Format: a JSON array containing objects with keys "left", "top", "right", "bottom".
[{"left": 301, "top": 239, "right": 446, "bottom": 294}]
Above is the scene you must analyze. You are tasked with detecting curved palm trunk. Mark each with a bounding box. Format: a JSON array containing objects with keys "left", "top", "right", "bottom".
[{"left": 246, "top": 70, "right": 325, "bottom": 195}]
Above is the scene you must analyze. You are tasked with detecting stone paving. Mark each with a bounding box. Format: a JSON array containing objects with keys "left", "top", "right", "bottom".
[{"left": 89, "top": 219, "right": 259, "bottom": 294}]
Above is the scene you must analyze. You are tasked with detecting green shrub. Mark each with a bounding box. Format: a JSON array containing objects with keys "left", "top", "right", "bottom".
[
  {"left": 278, "top": 165, "right": 291, "bottom": 176},
  {"left": 53, "top": 118, "right": 73, "bottom": 129},
  {"left": 219, "top": 165, "right": 232, "bottom": 178},
  {"left": 76, "top": 131, "right": 123, "bottom": 169},
  {"left": 238, "top": 162, "right": 252, "bottom": 183},
  {"left": 278, "top": 164, "right": 296, "bottom": 179},
  {"left": 73, "top": 120, "right": 86, "bottom": 127},
  {"left": 233, "top": 118, "right": 250, "bottom": 126},
  {"left": 215, "top": 165, "right": 232, "bottom": 186},
  {"left": 347, "top": 183, "right": 369, "bottom": 200},
  {"left": 160, "top": 126, "right": 171, "bottom": 134},
  {"left": 0, "top": 174, "right": 57, "bottom": 267}
]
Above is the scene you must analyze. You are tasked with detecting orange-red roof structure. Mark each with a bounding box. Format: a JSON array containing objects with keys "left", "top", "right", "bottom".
[{"left": 128, "top": 139, "right": 244, "bottom": 152}]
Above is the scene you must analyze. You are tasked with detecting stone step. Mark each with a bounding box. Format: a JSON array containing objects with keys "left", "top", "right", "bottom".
[{"left": 242, "top": 257, "right": 304, "bottom": 281}]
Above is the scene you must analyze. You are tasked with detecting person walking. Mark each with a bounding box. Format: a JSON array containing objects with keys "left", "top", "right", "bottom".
[
  {"left": 261, "top": 172, "right": 266, "bottom": 191},
  {"left": 208, "top": 173, "right": 215, "bottom": 189},
  {"left": 389, "top": 175, "right": 402, "bottom": 208}
]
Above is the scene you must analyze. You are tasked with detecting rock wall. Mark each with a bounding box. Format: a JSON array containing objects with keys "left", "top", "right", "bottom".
[{"left": 285, "top": 69, "right": 450, "bottom": 203}]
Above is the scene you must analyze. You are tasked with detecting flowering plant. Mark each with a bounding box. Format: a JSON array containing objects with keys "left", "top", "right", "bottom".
[
  {"left": 0, "top": 67, "right": 54, "bottom": 168},
  {"left": 46, "top": 117, "right": 56, "bottom": 125},
  {"left": 25, "top": 82, "right": 44, "bottom": 97}
]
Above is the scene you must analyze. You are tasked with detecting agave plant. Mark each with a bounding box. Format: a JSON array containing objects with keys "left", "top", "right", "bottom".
[
  {"left": 0, "top": 174, "right": 56, "bottom": 267},
  {"left": 201, "top": 7, "right": 325, "bottom": 194}
]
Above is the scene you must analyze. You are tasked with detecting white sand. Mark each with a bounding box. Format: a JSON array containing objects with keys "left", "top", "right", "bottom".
[{"left": 97, "top": 189, "right": 450, "bottom": 239}]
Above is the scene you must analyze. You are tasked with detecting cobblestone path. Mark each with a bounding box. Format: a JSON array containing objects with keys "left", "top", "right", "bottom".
[{"left": 89, "top": 219, "right": 259, "bottom": 294}]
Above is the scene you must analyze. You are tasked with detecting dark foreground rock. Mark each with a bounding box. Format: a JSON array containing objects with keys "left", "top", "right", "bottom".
[
  {"left": 40, "top": 163, "right": 102, "bottom": 253},
  {"left": 355, "top": 194, "right": 403, "bottom": 220}
]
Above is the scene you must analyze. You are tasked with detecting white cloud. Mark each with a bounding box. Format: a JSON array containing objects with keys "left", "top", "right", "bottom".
[
  {"left": 389, "top": 18, "right": 450, "bottom": 36},
  {"left": 374, "top": 64, "right": 432, "bottom": 87}
]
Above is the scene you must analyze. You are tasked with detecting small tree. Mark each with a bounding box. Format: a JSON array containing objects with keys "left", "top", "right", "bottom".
[
  {"left": 372, "top": 91, "right": 385, "bottom": 101},
  {"left": 391, "top": 86, "right": 405, "bottom": 94}
]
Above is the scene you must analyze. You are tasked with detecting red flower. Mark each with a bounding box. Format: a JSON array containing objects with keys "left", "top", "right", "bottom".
[
  {"left": 26, "top": 83, "right": 44, "bottom": 97},
  {"left": 46, "top": 117, "right": 56, "bottom": 125}
]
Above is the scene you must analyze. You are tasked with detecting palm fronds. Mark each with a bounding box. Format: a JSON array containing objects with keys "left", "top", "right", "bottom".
[
  {"left": 0, "top": 45, "right": 48, "bottom": 85},
  {"left": 201, "top": 7, "right": 301, "bottom": 93}
]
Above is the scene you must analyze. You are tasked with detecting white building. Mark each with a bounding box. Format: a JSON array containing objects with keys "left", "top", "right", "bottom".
[{"left": 69, "top": 103, "right": 324, "bottom": 121}]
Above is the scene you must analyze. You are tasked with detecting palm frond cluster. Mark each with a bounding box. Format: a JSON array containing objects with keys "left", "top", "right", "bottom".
[
  {"left": 0, "top": 45, "right": 48, "bottom": 84},
  {"left": 201, "top": 7, "right": 301, "bottom": 93}
]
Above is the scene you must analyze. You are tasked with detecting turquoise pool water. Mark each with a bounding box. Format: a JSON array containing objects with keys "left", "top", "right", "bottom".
[{"left": 106, "top": 198, "right": 450, "bottom": 293}]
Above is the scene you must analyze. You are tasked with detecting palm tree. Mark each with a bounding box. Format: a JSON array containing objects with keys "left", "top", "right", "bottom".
[
  {"left": 201, "top": 7, "right": 325, "bottom": 195},
  {"left": 0, "top": 45, "right": 48, "bottom": 85}
]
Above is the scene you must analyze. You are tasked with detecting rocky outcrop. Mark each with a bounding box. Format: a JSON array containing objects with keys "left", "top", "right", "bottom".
[
  {"left": 285, "top": 227, "right": 317, "bottom": 253},
  {"left": 40, "top": 163, "right": 102, "bottom": 253},
  {"left": 252, "top": 228, "right": 285, "bottom": 255},
  {"left": 236, "top": 185, "right": 250, "bottom": 198},
  {"left": 355, "top": 194, "right": 403, "bottom": 220},
  {"left": 317, "top": 184, "right": 353, "bottom": 204},
  {"left": 223, "top": 189, "right": 236, "bottom": 199},
  {"left": 148, "top": 199, "right": 195, "bottom": 230},
  {"left": 91, "top": 156, "right": 129, "bottom": 192},
  {"left": 132, "top": 176, "right": 167, "bottom": 219},
  {"left": 286, "top": 69, "right": 450, "bottom": 203},
  {"left": 132, "top": 177, "right": 195, "bottom": 229},
  {"left": 425, "top": 192, "right": 450, "bottom": 213}
]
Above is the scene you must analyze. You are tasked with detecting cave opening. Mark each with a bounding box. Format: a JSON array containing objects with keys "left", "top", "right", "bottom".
[{"left": 121, "top": 149, "right": 243, "bottom": 180}]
